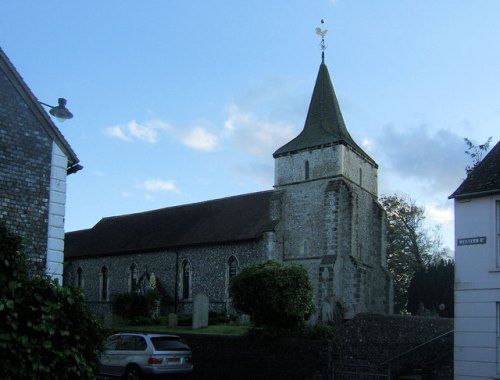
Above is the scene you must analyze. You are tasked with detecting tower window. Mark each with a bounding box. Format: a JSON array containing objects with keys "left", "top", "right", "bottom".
[
  {"left": 305, "top": 160, "right": 310, "bottom": 180},
  {"left": 359, "top": 168, "right": 362, "bottom": 186}
]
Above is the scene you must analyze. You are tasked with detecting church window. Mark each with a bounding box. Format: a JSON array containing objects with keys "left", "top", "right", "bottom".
[
  {"left": 228, "top": 256, "right": 238, "bottom": 281},
  {"left": 303, "top": 240, "right": 309, "bottom": 256},
  {"left": 359, "top": 168, "right": 363, "bottom": 186},
  {"left": 129, "top": 263, "right": 139, "bottom": 292},
  {"left": 77, "top": 267, "right": 84, "bottom": 289},
  {"left": 181, "top": 261, "right": 191, "bottom": 300},
  {"left": 100, "top": 266, "right": 109, "bottom": 301},
  {"left": 305, "top": 160, "right": 310, "bottom": 180}
]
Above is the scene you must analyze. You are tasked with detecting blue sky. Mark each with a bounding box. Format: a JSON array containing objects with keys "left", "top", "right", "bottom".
[{"left": 2, "top": 1, "right": 499, "bottom": 252}]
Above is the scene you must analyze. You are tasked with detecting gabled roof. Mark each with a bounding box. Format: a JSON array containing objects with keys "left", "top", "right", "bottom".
[
  {"left": 0, "top": 47, "right": 81, "bottom": 174},
  {"left": 449, "top": 140, "right": 500, "bottom": 199},
  {"left": 273, "top": 61, "right": 376, "bottom": 167},
  {"left": 65, "top": 191, "right": 276, "bottom": 258}
]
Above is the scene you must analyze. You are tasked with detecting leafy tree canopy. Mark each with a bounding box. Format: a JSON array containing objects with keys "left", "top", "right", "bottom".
[
  {"left": 464, "top": 136, "right": 492, "bottom": 175},
  {"left": 380, "top": 194, "right": 450, "bottom": 313},
  {"left": 230, "top": 260, "right": 315, "bottom": 332}
]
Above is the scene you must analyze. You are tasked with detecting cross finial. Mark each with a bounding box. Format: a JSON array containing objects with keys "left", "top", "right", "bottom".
[{"left": 315, "top": 19, "right": 328, "bottom": 63}]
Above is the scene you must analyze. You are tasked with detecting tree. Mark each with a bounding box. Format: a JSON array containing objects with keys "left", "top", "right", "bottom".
[
  {"left": 464, "top": 136, "right": 492, "bottom": 175},
  {"left": 380, "top": 194, "right": 449, "bottom": 313},
  {"left": 0, "top": 222, "right": 105, "bottom": 380},
  {"left": 407, "top": 259, "right": 454, "bottom": 317},
  {"left": 230, "top": 260, "right": 315, "bottom": 332}
]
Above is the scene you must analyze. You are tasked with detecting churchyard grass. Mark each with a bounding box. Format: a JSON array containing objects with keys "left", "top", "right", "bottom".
[{"left": 112, "top": 316, "right": 250, "bottom": 336}]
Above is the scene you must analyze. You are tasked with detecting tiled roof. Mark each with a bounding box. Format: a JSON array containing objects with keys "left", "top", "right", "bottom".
[
  {"left": 273, "top": 62, "right": 376, "bottom": 167},
  {"left": 449, "top": 140, "right": 500, "bottom": 199},
  {"left": 65, "top": 191, "right": 275, "bottom": 258}
]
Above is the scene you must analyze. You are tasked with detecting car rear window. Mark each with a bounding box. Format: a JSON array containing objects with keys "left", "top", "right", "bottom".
[{"left": 150, "top": 337, "right": 189, "bottom": 351}]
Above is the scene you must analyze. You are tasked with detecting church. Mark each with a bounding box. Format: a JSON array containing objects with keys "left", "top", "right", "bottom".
[{"left": 64, "top": 52, "right": 393, "bottom": 323}]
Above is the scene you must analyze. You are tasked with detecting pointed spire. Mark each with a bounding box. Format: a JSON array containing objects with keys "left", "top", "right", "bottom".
[{"left": 274, "top": 61, "right": 374, "bottom": 166}]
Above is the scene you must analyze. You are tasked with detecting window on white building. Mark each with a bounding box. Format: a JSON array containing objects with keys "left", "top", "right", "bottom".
[
  {"left": 497, "top": 302, "right": 500, "bottom": 374},
  {"left": 497, "top": 201, "right": 500, "bottom": 267}
]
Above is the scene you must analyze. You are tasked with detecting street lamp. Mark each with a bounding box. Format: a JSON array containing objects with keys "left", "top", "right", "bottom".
[{"left": 39, "top": 98, "right": 73, "bottom": 121}]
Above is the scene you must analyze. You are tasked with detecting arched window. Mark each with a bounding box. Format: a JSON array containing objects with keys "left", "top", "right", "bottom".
[
  {"left": 77, "top": 267, "right": 83, "bottom": 289},
  {"left": 228, "top": 256, "right": 238, "bottom": 281},
  {"left": 101, "top": 266, "right": 109, "bottom": 301},
  {"left": 181, "top": 261, "right": 191, "bottom": 300},
  {"left": 305, "top": 160, "right": 310, "bottom": 180},
  {"left": 129, "top": 263, "right": 138, "bottom": 293}
]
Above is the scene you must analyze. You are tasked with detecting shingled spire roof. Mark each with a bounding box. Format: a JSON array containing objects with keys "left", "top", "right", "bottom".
[{"left": 273, "top": 60, "right": 376, "bottom": 166}]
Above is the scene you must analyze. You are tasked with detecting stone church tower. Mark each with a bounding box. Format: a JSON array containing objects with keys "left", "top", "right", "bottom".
[{"left": 271, "top": 56, "right": 393, "bottom": 321}]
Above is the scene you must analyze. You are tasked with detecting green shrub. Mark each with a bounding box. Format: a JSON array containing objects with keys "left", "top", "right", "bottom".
[
  {"left": 230, "top": 260, "right": 315, "bottom": 332},
  {"left": 112, "top": 290, "right": 160, "bottom": 324},
  {"left": 0, "top": 223, "right": 105, "bottom": 380}
]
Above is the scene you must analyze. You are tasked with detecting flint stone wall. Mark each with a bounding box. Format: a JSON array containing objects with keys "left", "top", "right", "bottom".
[{"left": 0, "top": 68, "right": 52, "bottom": 276}]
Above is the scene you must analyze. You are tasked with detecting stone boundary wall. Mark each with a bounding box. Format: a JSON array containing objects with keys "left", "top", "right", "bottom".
[
  {"left": 178, "top": 334, "right": 332, "bottom": 380},
  {"left": 170, "top": 314, "right": 453, "bottom": 380}
]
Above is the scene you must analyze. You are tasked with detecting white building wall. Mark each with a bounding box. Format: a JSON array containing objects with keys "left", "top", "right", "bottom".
[
  {"left": 46, "top": 142, "right": 68, "bottom": 282},
  {"left": 454, "top": 195, "right": 500, "bottom": 379}
]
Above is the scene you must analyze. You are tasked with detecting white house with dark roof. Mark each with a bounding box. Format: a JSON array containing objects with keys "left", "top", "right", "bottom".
[
  {"left": 0, "top": 47, "right": 82, "bottom": 282},
  {"left": 449, "top": 140, "right": 500, "bottom": 379},
  {"left": 64, "top": 54, "right": 393, "bottom": 322}
]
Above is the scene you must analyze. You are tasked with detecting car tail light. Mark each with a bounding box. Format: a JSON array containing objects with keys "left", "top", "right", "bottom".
[{"left": 148, "top": 357, "right": 164, "bottom": 364}]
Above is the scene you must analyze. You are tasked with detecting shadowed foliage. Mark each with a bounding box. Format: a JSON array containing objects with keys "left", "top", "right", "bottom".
[{"left": 0, "top": 222, "right": 105, "bottom": 380}]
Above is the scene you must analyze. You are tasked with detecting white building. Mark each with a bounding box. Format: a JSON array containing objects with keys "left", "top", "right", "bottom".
[{"left": 450, "top": 140, "right": 500, "bottom": 379}]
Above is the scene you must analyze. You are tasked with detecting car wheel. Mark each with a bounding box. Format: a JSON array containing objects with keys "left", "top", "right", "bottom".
[{"left": 124, "top": 365, "right": 142, "bottom": 380}]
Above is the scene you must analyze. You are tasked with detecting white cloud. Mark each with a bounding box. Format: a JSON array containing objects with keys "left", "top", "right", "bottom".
[
  {"left": 127, "top": 120, "right": 159, "bottom": 143},
  {"left": 104, "top": 118, "right": 218, "bottom": 152},
  {"left": 224, "top": 104, "right": 297, "bottom": 157},
  {"left": 103, "top": 125, "right": 131, "bottom": 141},
  {"left": 103, "top": 119, "right": 172, "bottom": 144},
  {"left": 143, "top": 179, "right": 180, "bottom": 193},
  {"left": 182, "top": 127, "right": 218, "bottom": 151},
  {"left": 426, "top": 205, "right": 453, "bottom": 224}
]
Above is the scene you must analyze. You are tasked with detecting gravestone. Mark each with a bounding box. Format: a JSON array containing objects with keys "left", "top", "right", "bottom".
[
  {"left": 192, "top": 293, "right": 209, "bottom": 329},
  {"left": 168, "top": 313, "right": 178, "bottom": 327}
]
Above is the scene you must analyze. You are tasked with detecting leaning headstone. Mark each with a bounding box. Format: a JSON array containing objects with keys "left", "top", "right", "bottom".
[
  {"left": 192, "top": 293, "right": 209, "bottom": 329},
  {"left": 168, "top": 313, "right": 178, "bottom": 327}
]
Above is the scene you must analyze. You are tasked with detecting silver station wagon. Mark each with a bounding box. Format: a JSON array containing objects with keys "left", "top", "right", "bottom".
[{"left": 99, "top": 333, "right": 194, "bottom": 380}]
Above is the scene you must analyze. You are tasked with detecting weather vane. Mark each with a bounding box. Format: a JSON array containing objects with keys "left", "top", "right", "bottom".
[{"left": 315, "top": 19, "right": 328, "bottom": 62}]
